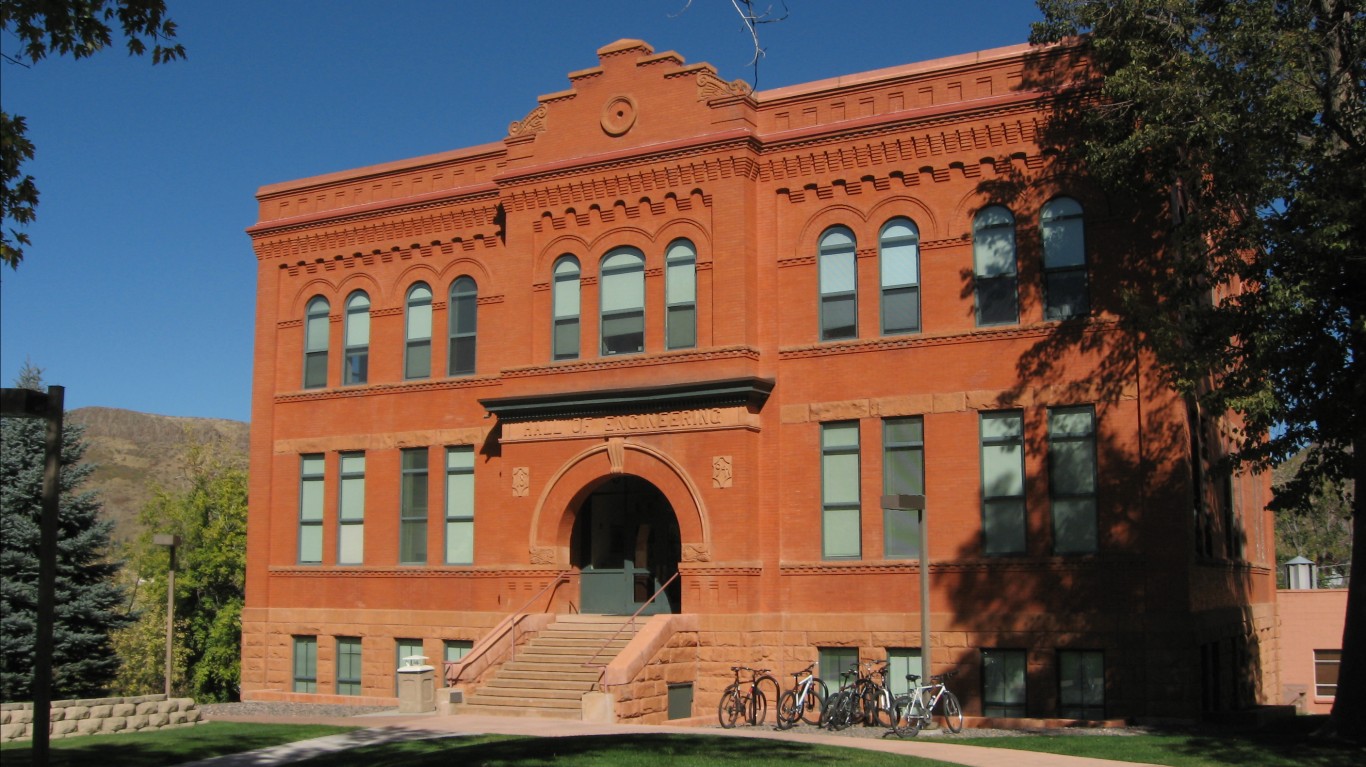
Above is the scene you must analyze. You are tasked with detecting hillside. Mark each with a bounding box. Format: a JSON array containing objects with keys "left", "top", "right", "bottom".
[{"left": 67, "top": 407, "right": 250, "bottom": 544}]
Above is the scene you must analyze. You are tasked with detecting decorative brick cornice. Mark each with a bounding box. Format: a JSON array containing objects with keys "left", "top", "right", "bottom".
[
  {"left": 275, "top": 375, "right": 501, "bottom": 404},
  {"left": 677, "top": 565, "right": 763, "bottom": 577},
  {"left": 779, "top": 555, "right": 1144, "bottom": 576},
  {"left": 507, "top": 104, "right": 549, "bottom": 138},
  {"left": 269, "top": 566, "right": 570, "bottom": 578},
  {"left": 501, "top": 149, "right": 759, "bottom": 214},
  {"left": 696, "top": 70, "right": 753, "bottom": 102},
  {"left": 253, "top": 194, "right": 500, "bottom": 257},
  {"left": 778, "top": 320, "right": 1120, "bottom": 361},
  {"left": 501, "top": 346, "right": 761, "bottom": 379}
]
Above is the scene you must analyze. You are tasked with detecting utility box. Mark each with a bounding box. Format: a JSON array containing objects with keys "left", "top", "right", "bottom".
[{"left": 397, "top": 656, "right": 436, "bottom": 713}]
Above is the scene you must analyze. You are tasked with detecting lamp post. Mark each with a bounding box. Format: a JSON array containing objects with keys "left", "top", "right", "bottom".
[
  {"left": 883, "top": 494, "right": 930, "bottom": 677},
  {"left": 1, "top": 385, "right": 64, "bottom": 767},
  {"left": 154, "top": 534, "right": 181, "bottom": 697}
]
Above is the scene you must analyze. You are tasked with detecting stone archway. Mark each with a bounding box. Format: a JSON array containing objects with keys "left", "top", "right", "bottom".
[{"left": 570, "top": 474, "right": 681, "bottom": 614}]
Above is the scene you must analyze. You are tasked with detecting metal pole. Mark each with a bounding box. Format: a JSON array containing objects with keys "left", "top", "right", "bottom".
[
  {"left": 919, "top": 507, "right": 931, "bottom": 679},
  {"left": 165, "top": 546, "right": 176, "bottom": 697},
  {"left": 34, "top": 385, "right": 64, "bottom": 767}
]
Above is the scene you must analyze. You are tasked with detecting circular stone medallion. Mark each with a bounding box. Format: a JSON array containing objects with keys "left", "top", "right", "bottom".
[{"left": 601, "top": 95, "right": 638, "bottom": 137}]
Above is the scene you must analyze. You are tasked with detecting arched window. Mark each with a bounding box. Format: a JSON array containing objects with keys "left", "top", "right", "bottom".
[
  {"left": 303, "top": 296, "right": 330, "bottom": 389},
  {"left": 448, "top": 277, "right": 477, "bottom": 376},
  {"left": 552, "top": 256, "right": 581, "bottom": 360},
  {"left": 600, "top": 247, "right": 645, "bottom": 355},
  {"left": 665, "top": 239, "right": 697, "bottom": 349},
  {"left": 819, "top": 227, "right": 858, "bottom": 340},
  {"left": 343, "top": 291, "right": 369, "bottom": 386},
  {"left": 973, "top": 206, "right": 1018, "bottom": 326},
  {"left": 404, "top": 283, "right": 432, "bottom": 379},
  {"left": 1041, "top": 197, "right": 1088, "bottom": 320},
  {"left": 880, "top": 218, "right": 921, "bottom": 335}
]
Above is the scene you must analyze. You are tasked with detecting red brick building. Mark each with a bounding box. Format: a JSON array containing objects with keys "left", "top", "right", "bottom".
[{"left": 243, "top": 39, "right": 1278, "bottom": 723}]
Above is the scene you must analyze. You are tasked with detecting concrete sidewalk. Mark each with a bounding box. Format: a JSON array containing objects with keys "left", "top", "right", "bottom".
[{"left": 190, "top": 709, "right": 1166, "bottom": 767}]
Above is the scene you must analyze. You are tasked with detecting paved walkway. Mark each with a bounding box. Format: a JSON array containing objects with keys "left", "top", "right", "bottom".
[{"left": 184, "top": 709, "right": 1166, "bottom": 767}]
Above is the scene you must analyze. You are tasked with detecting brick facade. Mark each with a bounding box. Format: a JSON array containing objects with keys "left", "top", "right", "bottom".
[{"left": 245, "top": 39, "right": 1277, "bottom": 722}]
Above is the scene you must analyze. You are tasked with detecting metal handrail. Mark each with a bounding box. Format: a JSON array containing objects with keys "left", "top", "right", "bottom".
[
  {"left": 445, "top": 571, "right": 569, "bottom": 685},
  {"left": 583, "top": 570, "right": 680, "bottom": 686}
]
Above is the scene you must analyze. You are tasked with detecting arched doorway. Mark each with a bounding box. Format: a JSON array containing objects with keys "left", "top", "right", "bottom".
[{"left": 570, "top": 475, "right": 681, "bottom": 615}]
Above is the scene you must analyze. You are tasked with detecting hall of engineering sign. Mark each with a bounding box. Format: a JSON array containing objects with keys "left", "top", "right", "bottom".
[{"left": 501, "top": 406, "right": 758, "bottom": 442}]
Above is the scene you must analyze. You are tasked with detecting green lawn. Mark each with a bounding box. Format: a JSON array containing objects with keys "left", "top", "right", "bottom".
[
  {"left": 289, "top": 733, "right": 954, "bottom": 767},
  {"left": 0, "top": 721, "right": 357, "bottom": 767},
  {"left": 944, "top": 718, "right": 1363, "bottom": 767}
]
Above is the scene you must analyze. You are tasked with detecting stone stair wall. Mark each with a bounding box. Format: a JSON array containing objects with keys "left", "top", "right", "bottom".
[{"left": 0, "top": 694, "right": 203, "bottom": 742}]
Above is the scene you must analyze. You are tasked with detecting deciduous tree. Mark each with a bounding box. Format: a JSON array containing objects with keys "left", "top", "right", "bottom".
[{"left": 1032, "top": 0, "right": 1364, "bottom": 738}]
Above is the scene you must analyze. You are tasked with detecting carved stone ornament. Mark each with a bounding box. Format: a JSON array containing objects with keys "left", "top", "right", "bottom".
[
  {"left": 696, "top": 71, "right": 753, "bottom": 102},
  {"left": 530, "top": 546, "right": 555, "bottom": 565},
  {"left": 607, "top": 437, "right": 626, "bottom": 474},
  {"left": 512, "top": 467, "right": 530, "bottom": 497},
  {"left": 508, "top": 104, "right": 549, "bottom": 137},
  {"left": 682, "top": 542, "right": 712, "bottom": 562},
  {"left": 712, "top": 455, "right": 733, "bottom": 489},
  {"left": 600, "top": 95, "right": 638, "bottom": 137}
]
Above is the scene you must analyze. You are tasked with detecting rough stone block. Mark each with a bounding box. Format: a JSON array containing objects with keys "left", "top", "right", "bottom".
[
  {"left": 102, "top": 717, "right": 127, "bottom": 733},
  {"left": 0, "top": 711, "right": 8, "bottom": 725},
  {"left": 76, "top": 719, "right": 103, "bottom": 735},
  {"left": 135, "top": 701, "right": 159, "bottom": 715},
  {"left": 111, "top": 703, "right": 135, "bottom": 717},
  {"left": 170, "top": 711, "right": 188, "bottom": 725},
  {"left": 13, "top": 709, "right": 32, "bottom": 724},
  {"left": 127, "top": 714, "right": 149, "bottom": 731},
  {"left": 90, "top": 705, "right": 112, "bottom": 718},
  {"left": 64, "top": 705, "right": 90, "bottom": 720},
  {"left": 1, "top": 723, "right": 28, "bottom": 742},
  {"left": 157, "top": 700, "right": 176, "bottom": 714},
  {"left": 53, "top": 720, "right": 78, "bottom": 736}
]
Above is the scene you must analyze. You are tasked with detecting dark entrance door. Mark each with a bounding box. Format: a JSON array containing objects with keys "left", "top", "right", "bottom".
[{"left": 572, "top": 476, "right": 681, "bottom": 615}]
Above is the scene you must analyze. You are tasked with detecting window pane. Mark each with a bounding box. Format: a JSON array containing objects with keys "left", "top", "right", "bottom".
[
  {"left": 983, "top": 650, "right": 1026, "bottom": 715},
  {"left": 405, "top": 342, "right": 431, "bottom": 379},
  {"left": 344, "top": 350, "right": 368, "bottom": 385},
  {"left": 554, "top": 260, "right": 580, "bottom": 316},
  {"left": 304, "top": 353, "right": 328, "bottom": 388},
  {"left": 602, "top": 311, "right": 644, "bottom": 354},
  {"left": 338, "top": 524, "right": 363, "bottom": 564},
  {"left": 346, "top": 303, "right": 369, "bottom": 345},
  {"left": 881, "top": 239, "right": 919, "bottom": 287},
  {"left": 984, "top": 500, "right": 1026, "bottom": 554},
  {"left": 820, "top": 250, "right": 856, "bottom": 294},
  {"left": 407, "top": 295, "right": 432, "bottom": 339},
  {"left": 445, "top": 640, "right": 473, "bottom": 663},
  {"left": 1045, "top": 270, "right": 1089, "bottom": 320},
  {"left": 820, "top": 647, "right": 858, "bottom": 684},
  {"left": 1042, "top": 198, "right": 1085, "bottom": 268},
  {"left": 554, "top": 319, "right": 579, "bottom": 358},
  {"left": 822, "top": 294, "right": 856, "bottom": 339},
  {"left": 446, "top": 519, "right": 473, "bottom": 564},
  {"left": 982, "top": 412, "right": 1023, "bottom": 439},
  {"left": 824, "top": 423, "right": 860, "bottom": 449},
  {"left": 400, "top": 521, "right": 427, "bottom": 563},
  {"left": 666, "top": 259, "right": 696, "bottom": 304},
  {"left": 450, "top": 336, "right": 475, "bottom": 375},
  {"left": 300, "top": 480, "right": 324, "bottom": 521},
  {"left": 888, "top": 649, "right": 923, "bottom": 696},
  {"left": 983, "top": 445, "right": 1024, "bottom": 497},
  {"left": 886, "top": 418, "right": 924, "bottom": 444},
  {"left": 886, "top": 446, "right": 924, "bottom": 495},
  {"left": 1315, "top": 650, "right": 1341, "bottom": 696},
  {"left": 454, "top": 291, "right": 477, "bottom": 331},
  {"left": 883, "top": 286, "right": 920, "bottom": 334},
  {"left": 885, "top": 506, "right": 922, "bottom": 558},
  {"left": 822, "top": 451, "right": 860, "bottom": 504},
  {"left": 306, "top": 313, "right": 329, "bottom": 352},
  {"left": 667, "top": 305, "right": 696, "bottom": 349},
  {"left": 1051, "top": 440, "right": 1096, "bottom": 495},
  {"left": 823, "top": 508, "right": 861, "bottom": 558},
  {"left": 974, "top": 228, "right": 1016, "bottom": 276},
  {"left": 447, "top": 472, "right": 474, "bottom": 515},
  {"left": 339, "top": 476, "right": 365, "bottom": 519},
  {"left": 601, "top": 252, "right": 644, "bottom": 312},
  {"left": 1053, "top": 499, "right": 1097, "bottom": 552},
  {"left": 299, "top": 524, "right": 322, "bottom": 563},
  {"left": 977, "top": 276, "right": 1019, "bottom": 325}
]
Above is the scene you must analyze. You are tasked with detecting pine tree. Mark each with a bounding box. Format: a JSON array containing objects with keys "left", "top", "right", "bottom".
[{"left": 0, "top": 364, "right": 130, "bottom": 701}]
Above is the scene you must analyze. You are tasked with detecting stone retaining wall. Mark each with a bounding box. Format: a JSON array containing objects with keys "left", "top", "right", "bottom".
[{"left": 0, "top": 694, "right": 203, "bottom": 742}]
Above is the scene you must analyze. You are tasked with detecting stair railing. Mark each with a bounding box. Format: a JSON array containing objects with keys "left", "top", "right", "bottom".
[
  {"left": 583, "top": 571, "right": 680, "bottom": 690},
  {"left": 444, "top": 571, "right": 570, "bottom": 686}
]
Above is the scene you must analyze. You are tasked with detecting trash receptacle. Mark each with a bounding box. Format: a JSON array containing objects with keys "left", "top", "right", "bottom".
[{"left": 397, "top": 655, "right": 436, "bottom": 713}]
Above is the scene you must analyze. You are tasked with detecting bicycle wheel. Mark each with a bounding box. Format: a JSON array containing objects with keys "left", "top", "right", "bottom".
[
  {"left": 825, "top": 690, "right": 854, "bottom": 731},
  {"left": 747, "top": 689, "right": 767, "bottom": 726},
  {"left": 940, "top": 690, "right": 963, "bottom": 733},
  {"left": 861, "top": 685, "right": 894, "bottom": 728},
  {"left": 801, "top": 679, "right": 828, "bottom": 726},
  {"left": 777, "top": 690, "right": 799, "bottom": 730},
  {"left": 892, "top": 693, "right": 924, "bottom": 737},
  {"left": 717, "top": 686, "right": 742, "bottom": 729}
]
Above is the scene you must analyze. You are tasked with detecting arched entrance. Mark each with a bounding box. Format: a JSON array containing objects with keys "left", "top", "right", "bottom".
[{"left": 570, "top": 475, "right": 681, "bottom": 615}]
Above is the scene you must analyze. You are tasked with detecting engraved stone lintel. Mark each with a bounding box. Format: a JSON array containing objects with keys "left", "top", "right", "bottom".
[
  {"left": 512, "top": 467, "right": 530, "bottom": 497},
  {"left": 712, "top": 455, "right": 733, "bottom": 489}
]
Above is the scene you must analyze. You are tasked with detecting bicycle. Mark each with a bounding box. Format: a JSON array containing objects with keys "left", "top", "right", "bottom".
[
  {"left": 890, "top": 669, "right": 963, "bottom": 737},
  {"left": 852, "top": 660, "right": 895, "bottom": 728},
  {"left": 821, "top": 661, "right": 892, "bottom": 730},
  {"left": 776, "top": 662, "right": 828, "bottom": 729},
  {"left": 717, "top": 666, "right": 776, "bottom": 728}
]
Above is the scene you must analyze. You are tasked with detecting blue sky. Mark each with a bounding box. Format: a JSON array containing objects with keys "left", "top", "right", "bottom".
[{"left": 0, "top": 0, "right": 1043, "bottom": 422}]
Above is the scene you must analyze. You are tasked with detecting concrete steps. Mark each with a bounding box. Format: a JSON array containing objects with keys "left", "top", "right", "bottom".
[{"left": 456, "top": 615, "right": 641, "bottom": 719}]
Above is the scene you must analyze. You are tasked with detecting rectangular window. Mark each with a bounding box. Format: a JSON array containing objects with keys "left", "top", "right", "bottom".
[
  {"left": 298, "top": 454, "right": 325, "bottom": 564},
  {"left": 981, "top": 412, "right": 1026, "bottom": 555},
  {"left": 822, "top": 422, "right": 861, "bottom": 559},
  {"left": 819, "top": 647, "right": 859, "bottom": 687},
  {"left": 887, "top": 648, "right": 923, "bottom": 696},
  {"left": 1315, "top": 650, "right": 1341, "bottom": 698},
  {"left": 336, "top": 637, "right": 362, "bottom": 696},
  {"left": 982, "top": 649, "right": 1027, "bottom": 717},
  {"left": 337, "top": 452, "right": 365, "bottom": 565},
  {"left": 444, "top": 640, "right": 473, "bottom": 665},
  {"left": 400, "top": 448, "right": 428, "bottom": 565},
  {"left": 292, "top": 636, "right": 317, "bottom": 693},
  {"left": 1049, "top": 407, "right": 1097, "bottom": 553},
  {"left": 396, "top": 637, "right": 424, "bottom": 694},
  {"left": 883, "top": 417, "right": 925, "bottom": 559},
  {"left": 445, "top": 446, "right": 474, "bottom": 564},
  {"left": 1058, "top": 650, "right": 1104, "bottom": 719}
]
